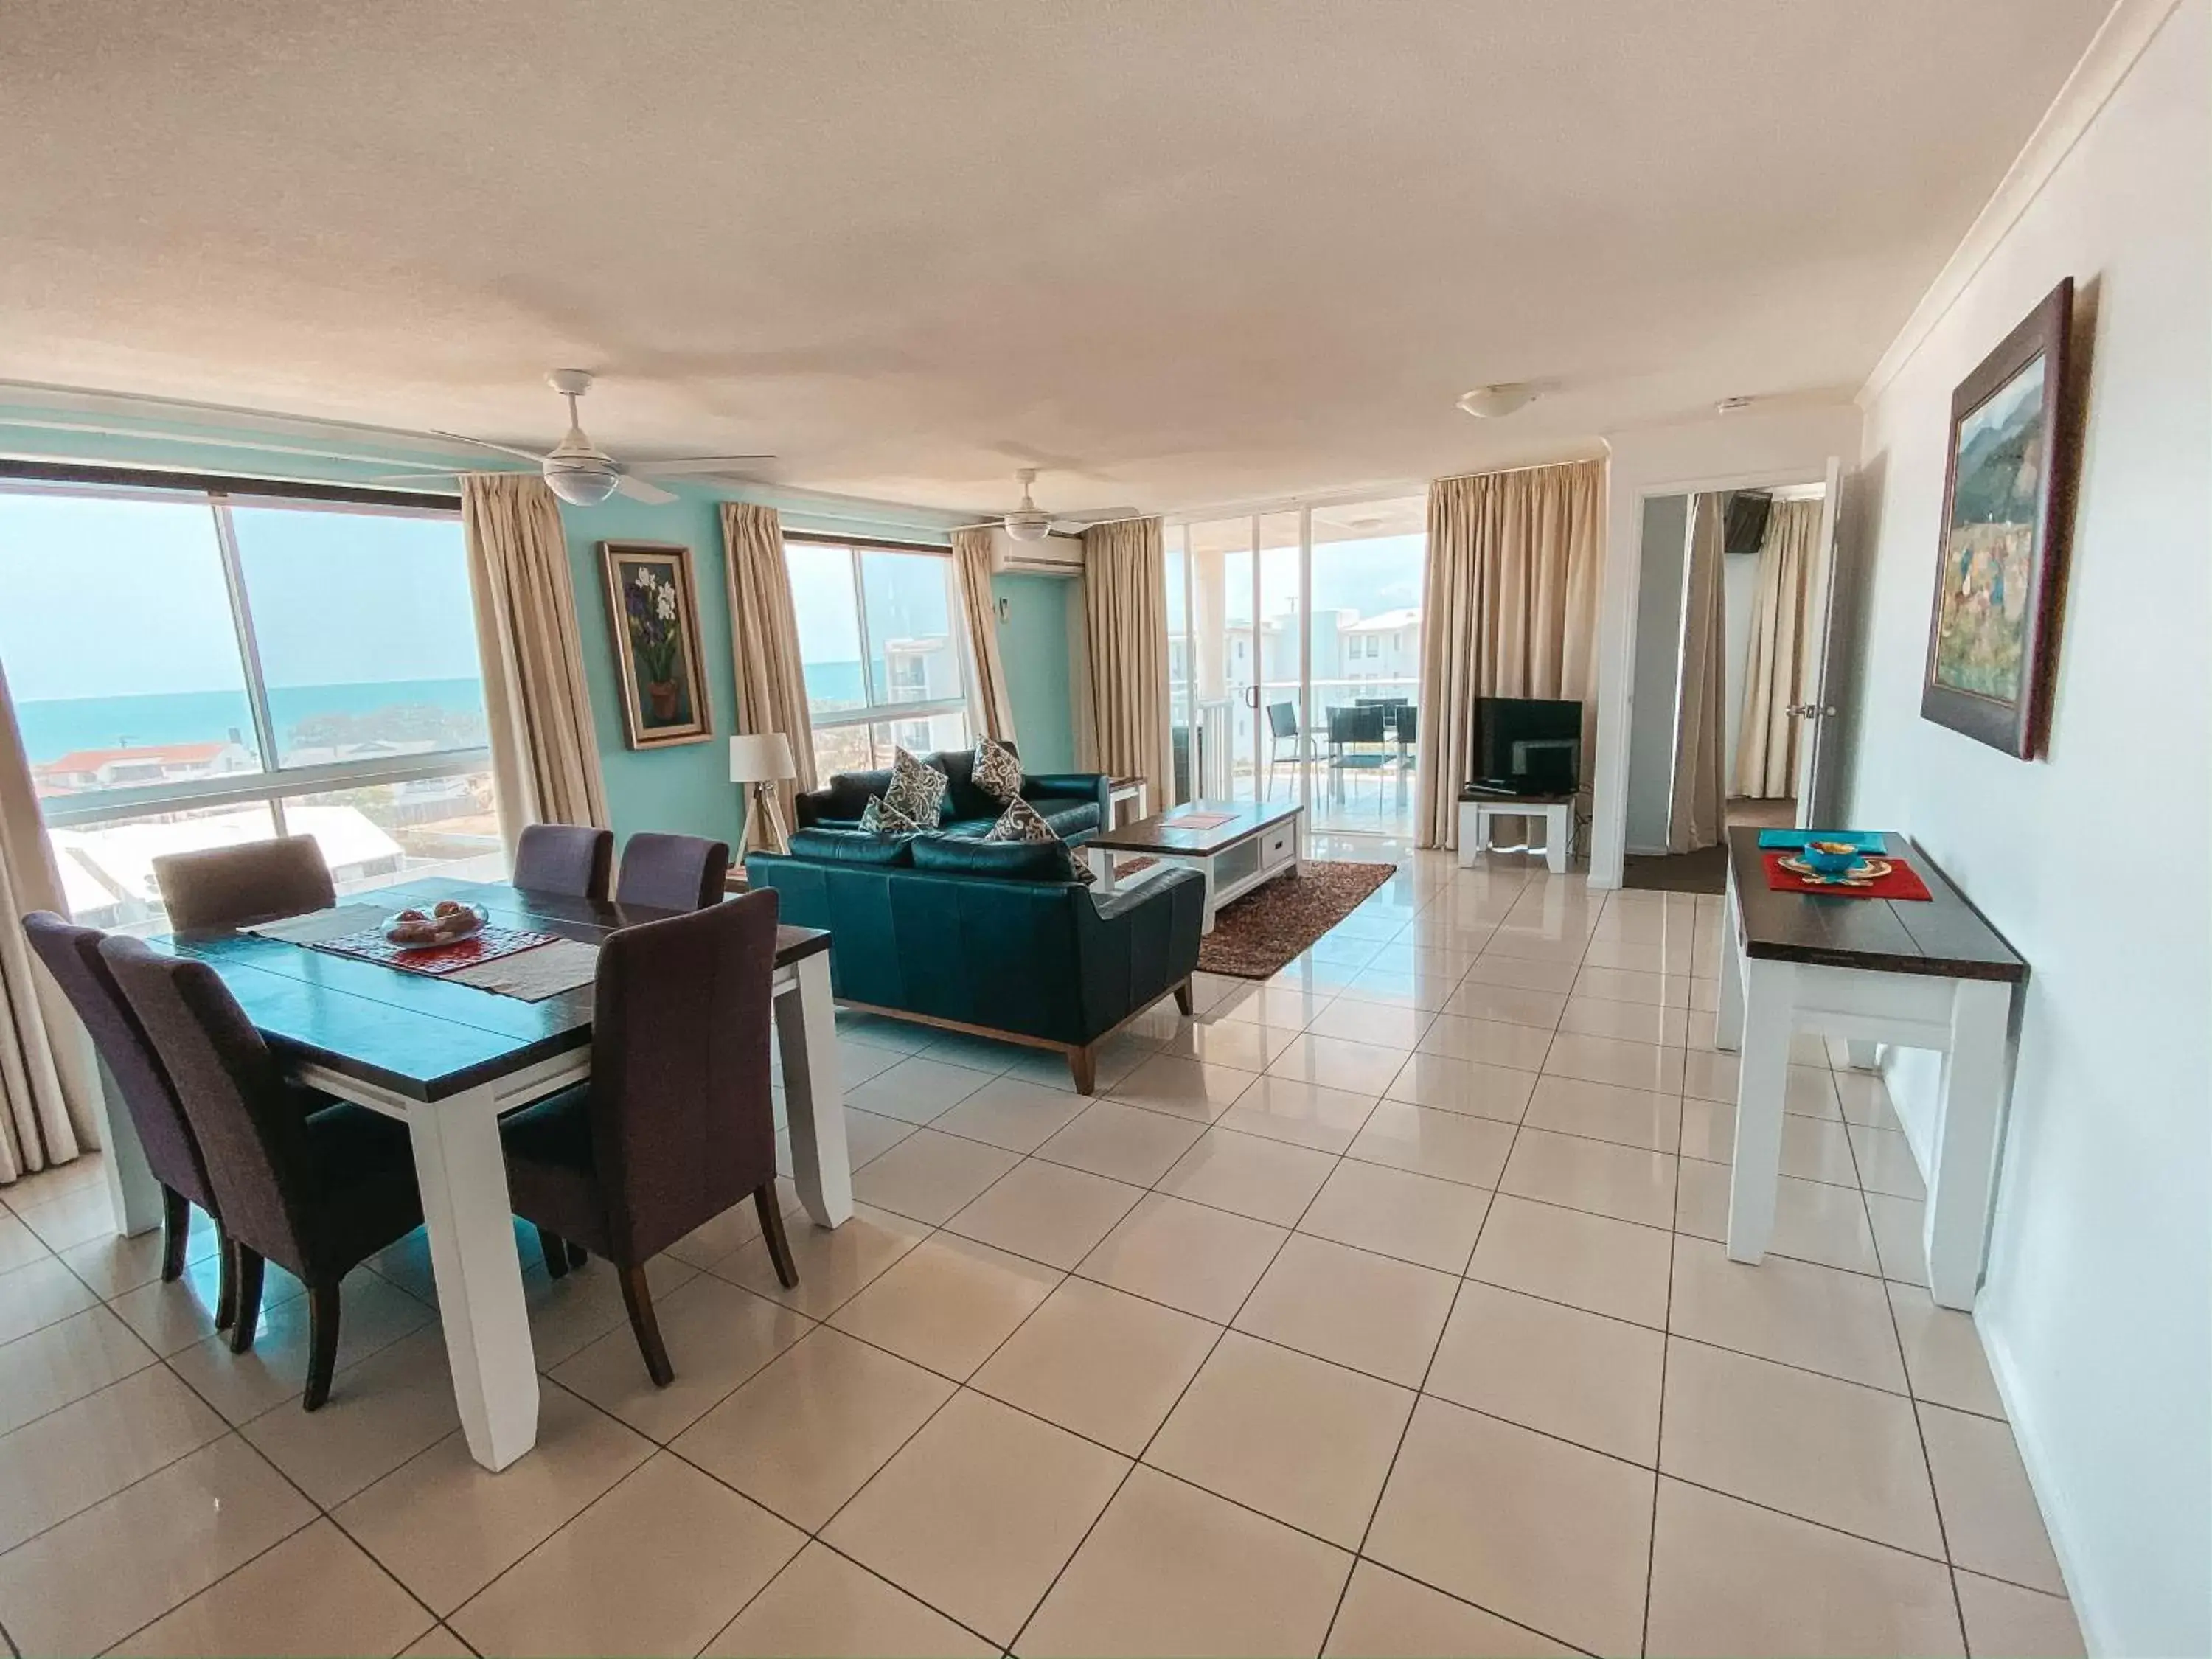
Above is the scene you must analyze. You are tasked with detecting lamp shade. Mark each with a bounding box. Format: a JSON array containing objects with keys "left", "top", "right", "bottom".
[{"left": 729, "top": 732, "right": 796, "bottom": 785}]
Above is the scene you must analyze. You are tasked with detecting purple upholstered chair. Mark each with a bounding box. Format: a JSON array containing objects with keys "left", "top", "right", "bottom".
[
  {"left": 613, "top": 832, "right": 730, "bottom": 912},
  {"left": 498, "top": 888, "right": 790, "bottom": 1385},
  {"left": 153, "top": 835, "right": 335, "bottom": 931},
  {"left": 98, "top": 935, "right": 424, "bottom": 1411},
  {"left": 513, "top": 824, "right": 615, "bottom": 902}
]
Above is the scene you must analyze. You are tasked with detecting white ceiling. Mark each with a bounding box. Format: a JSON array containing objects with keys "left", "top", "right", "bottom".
[{"left": 1, "top": 1, "right": 2111, "bottom": 515}]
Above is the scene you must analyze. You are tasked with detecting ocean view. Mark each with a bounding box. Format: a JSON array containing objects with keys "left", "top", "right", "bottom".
[{"left": 16, "top": 676, "right": 487, "bottom": 764}]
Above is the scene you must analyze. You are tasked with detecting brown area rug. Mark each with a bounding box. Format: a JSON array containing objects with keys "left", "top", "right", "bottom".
[{"left": 1196, "top": 859, "right": 1398, "bottom": 979}]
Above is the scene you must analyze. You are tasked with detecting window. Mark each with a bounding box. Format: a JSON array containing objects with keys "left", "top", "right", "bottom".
[
  {"left": 0, "top": 476, "right": 498, "bottom": 926},
  {"left": 783, "top": 535, "right": 969, "bottom": 777}
]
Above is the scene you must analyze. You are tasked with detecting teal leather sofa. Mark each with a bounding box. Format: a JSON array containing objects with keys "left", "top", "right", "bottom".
[
  {"left": 793, "top": 745, "right": 1111, "bottom": 845},
  {"left": 744, "top": 828, "right": 1203, "bottom": 1093}
]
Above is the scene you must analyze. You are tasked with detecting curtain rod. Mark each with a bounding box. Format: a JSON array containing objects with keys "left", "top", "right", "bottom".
[{"left": 1429, "top": 453, "right": 1606, "bottom": 487}]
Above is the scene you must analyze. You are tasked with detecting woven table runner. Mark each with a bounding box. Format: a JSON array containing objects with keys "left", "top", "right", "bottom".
[
  {"left": 445, "top": 938, "right": 601, "bottom": 1002},
  {"left": 244, "top": 905, "right": 389, "bottom": 945}
]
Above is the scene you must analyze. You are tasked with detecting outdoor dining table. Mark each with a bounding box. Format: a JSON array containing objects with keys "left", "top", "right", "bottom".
[{"left": 97, "top": 877, "right": 850, "bottom": 1472}]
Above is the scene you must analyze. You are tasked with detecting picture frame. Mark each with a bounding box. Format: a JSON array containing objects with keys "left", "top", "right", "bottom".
[
  {"left": 599, "top": 540, "right": 713, "bottom": 749},
  {"left": 1920, "top": 277, "right": 2078, "bottom": 758}
]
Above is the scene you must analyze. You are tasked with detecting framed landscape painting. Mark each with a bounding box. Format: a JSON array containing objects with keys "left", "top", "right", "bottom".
[
  {"left": 1921, "top": 277, "right": 2078, "bottom": 758},
  {"left": 600, "top": 540, "right": 712, "bottom": 749}
]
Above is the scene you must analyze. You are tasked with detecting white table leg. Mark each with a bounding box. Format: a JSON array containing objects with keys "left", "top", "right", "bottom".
[
  {"left": 1545, "top": 804, "right": 1569, "bottom": 874},
  {"left": 1457, "top": 802, "right": 1477, "bottom": 868},
  {"left": 408, "top": 1086, "right": 540, "bottom": 1471},
  {"left": 778, "top": 950, "right": 852, "bottom": 1229},
  {"left": 95, "top": 1059, "right": 164, "bottom": 1238},
  {"left": 1844, "top": 1039, "right": 1880, "bottom": 1071},
  {"left": 1716, "top": 883, "right": 1746, "bottom": 1054},
  {"left": 1726, "top": 956, "right": 1795, "bottom": 1265},
  {"left": 1924, "top": 978, "right": 2012, "bottom": 1310},
  {"left": 1194, "top": 855, "right": 1218, "bottom": 935},
  {"left": 1088, "top": 845, "right": 1116, "bottom": 892}
]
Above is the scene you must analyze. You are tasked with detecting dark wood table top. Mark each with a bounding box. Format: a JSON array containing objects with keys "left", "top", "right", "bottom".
[
  {"left": 1088, "top": 798, "right": 1302, "bottom": 855},
  {"left": 149, "top": 878, "right": 829, "bottom": 1104},
  {"left": 1728, "top": 830, "right": 2026, "bottom": 984}
]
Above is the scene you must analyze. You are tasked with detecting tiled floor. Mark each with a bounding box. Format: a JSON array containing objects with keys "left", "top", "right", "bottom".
[{"left": 0, "top": 843, "right": 2084, "bottom": 1658}]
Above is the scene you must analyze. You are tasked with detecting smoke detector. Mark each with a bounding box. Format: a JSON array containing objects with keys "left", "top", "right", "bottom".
[
  {"left": 1456, "top": 383, "right": 1539, "bottom": 420},
  {"left": 1716, "top": 396, "right": 1757, "bottom": 415}
]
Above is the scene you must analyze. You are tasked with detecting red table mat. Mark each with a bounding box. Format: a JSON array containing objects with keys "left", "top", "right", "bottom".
[
  {"left": 1763, "top": 852, "right": 1932, "bottom": 902},
  {"left": 310, "top": 923, "right": 560, "bottom": 976}
]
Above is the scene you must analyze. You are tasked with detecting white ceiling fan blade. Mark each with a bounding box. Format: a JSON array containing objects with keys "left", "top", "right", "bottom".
[
  {"left": 366, "top": 470, "right": 470, "bottom": 484},
  {"left": 613, "top": 473, "right": 678, "bottom": 505},
  {"left": 950, "top": 518, "right": 1009, "bottom": 533},
  {"left": 627, "top": 455, "right": 778, "bottom": 478},
  {"left": 1051, "top": 509, "right": 1145, "bottom": 531},
  {"left": 428, "top": 430, "right": 551, "bottom": 465}
]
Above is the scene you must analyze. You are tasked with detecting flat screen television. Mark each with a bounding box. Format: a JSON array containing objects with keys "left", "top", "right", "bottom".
[{"left": 1469, "top": 697, "right": 1582, "bottom": 796}]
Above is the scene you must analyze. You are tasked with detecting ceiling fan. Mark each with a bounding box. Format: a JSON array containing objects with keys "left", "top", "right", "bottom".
[
  {"left": 955, "top": 469, "right": 1141, "bottom": 543},
  {"left": 373, "top": 370, "right": 773, "bottom": 506}
]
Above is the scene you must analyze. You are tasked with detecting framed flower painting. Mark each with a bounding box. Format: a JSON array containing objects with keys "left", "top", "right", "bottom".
[{"left": 599, "top": 540, "right": 712, "bottom": 748}]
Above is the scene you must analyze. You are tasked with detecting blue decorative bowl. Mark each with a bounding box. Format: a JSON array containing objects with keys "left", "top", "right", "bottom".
[{"left": 1801, "top": 841, "right": 1864, "bottom": 877}]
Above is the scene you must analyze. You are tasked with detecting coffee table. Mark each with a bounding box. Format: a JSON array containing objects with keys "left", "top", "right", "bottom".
[{"left": 1086, "top": 799, "right": 1302, "bottom": 934}]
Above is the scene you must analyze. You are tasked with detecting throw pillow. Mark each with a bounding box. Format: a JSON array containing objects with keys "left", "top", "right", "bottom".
[
  {"left": 858, "top": 795, "right": 921, "bottom": 837},
  {"left": 971, "top": 734, "right": 1024, "bottom": 804},
  {"left": 987, "top": 794, "right": 1096, "bottom": 885},
  {"left": 882, "top": 747, "right": 949, "bottom": 828}
]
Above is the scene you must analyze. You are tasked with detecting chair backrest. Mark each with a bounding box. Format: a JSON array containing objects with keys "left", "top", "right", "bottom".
[
  {"left": 615, "top": 832, "right": 731, "bottom": 911},
  {"left": 97, "top": 935, "right": 318, "bottom": 1276},
  {"left": 514, "top": 824, "right": 615, "bottom": 902},
  {"left": 588, "top": 889, "right": 781, "bottom": 1260},
  {"left": 153, "top": 836, "right": 335, "bottom": 931},
  {"left": 21, "top": 912, "right": 216, "bottom": 1213},
  {"left": 1396, "top": 704, "right": 1419, "bottom": 743},
  {"left": 1265, "top": 701, "right": 1299, "bottom": 740},
  {"left": 1328, "top": 705, "right": 1387, "bottom": 743}
]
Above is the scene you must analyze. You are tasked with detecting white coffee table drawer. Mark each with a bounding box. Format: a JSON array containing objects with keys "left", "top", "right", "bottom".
[{"left": 1260, "top": 822, "right": 1297, "bottom": 869}]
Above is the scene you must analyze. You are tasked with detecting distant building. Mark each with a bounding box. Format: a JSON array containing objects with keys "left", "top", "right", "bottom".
[
  {"left": 48, "top": 804, "right": 406, "bottom": 928},
  {"left": 34, "top": 738, "right": 257, "bottom": 796}
]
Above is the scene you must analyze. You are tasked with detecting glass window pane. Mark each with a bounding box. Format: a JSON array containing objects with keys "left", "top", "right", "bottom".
[
  {"left": 228, "top": 504, "right": 486, "bottom": 768},
  {"left": 860, "top": 551, "right": 963, "bottom": 706},
  {"left": 49, "top": 801, "right": 278, "bottom": 929},
  {"left": 810, "top": 721, "right": 878, "bottom": 780},
  {"left": 0, "top": 489, "right": 263, "bottom": 803},
  {"left": 873, "top": 712, "right": 967, "bottom": 759},
  {"left": 785, "top": 544, "right": 867, "bottom": 718},
  {"left": 281, "top": 771, "right": 504, "bottom": 895}
]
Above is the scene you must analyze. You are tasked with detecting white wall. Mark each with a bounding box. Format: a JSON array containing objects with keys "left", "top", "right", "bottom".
[
  {"left": 1624, "top": 494, "right": 1688, "bottom": 852},
  {"left": 1837, "top": 4, "right": 2208, "bottom": 1651}
]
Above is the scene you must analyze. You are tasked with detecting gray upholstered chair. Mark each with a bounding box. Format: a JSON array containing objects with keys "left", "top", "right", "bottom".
[
  {"left": 614, "top": 832, "right": 730, "bottom": 912},
  {"left": 152, "top": 835, "right": 335, "bottom": 931},
  {"left": 513, "top": 824, "right": 615, "bottom": 902}
]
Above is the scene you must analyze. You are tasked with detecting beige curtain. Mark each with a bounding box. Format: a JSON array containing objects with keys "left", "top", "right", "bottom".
[
  {"left": 0, "top": 659, "right": 93, "bottom": 1183},
  {"left": 461, "top": 474, "right": 609, "bottom": 860},
  {"left": 1415, "top": 460, "right": 1604, "bottom": 849},
  {"left": 1667, "top": 493, "right": 1728, "bottom": 853},
  {"left": 723, "top": 501, "right": 815, "bottom": 856},
  {"left": 953, "top": 527, "right": 1016, "bottom": 745},
  {"left": 1082, "top": 518, "right": 1172, "bottom": 809},
  {"left": 1733, "top": 498, "right": 1823, "bottom": 798}
]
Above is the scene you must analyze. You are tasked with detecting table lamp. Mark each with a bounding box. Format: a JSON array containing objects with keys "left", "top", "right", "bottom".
[{"left": 729, "top": 733, "right": 797, "bottom": 855}]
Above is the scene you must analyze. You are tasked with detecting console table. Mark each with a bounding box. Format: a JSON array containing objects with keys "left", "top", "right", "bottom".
[
  {"left": 1458, "top": 792, "right": 1574, "bottom": 874},
  {"left": 1716, "top": 830, "right": 2026, "bottom": 1310}
]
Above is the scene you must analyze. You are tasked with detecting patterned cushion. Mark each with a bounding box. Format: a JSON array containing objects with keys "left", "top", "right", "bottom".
[
  {"left": 858, "top": 795, "right": 922, "bottom": 837},
  {"left": 986, "top": 795, "right": 1095, "bottom": 885},
  {"left": 882, "top": 747, "right": 949, "bottom": 828},
  {"left": 970, "top": 735, "right": 1024, "bottom": 805}
]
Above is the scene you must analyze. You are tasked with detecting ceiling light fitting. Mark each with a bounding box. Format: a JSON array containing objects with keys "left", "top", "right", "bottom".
[{"left": 1456, "top": 383, "right": 1538, "bottom": 420}]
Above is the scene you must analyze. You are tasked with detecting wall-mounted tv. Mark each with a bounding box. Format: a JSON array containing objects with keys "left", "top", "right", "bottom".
[{"left": 1469, "top": 697, "right": 1582, "bottom": 796}]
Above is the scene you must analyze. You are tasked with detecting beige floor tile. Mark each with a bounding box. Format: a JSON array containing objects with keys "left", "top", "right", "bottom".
[
  {"left": 1156, "top": 1127, "right": 1338, "bottom": 1225},
  {"left": 1210, "top": 982, "right": 1337, "bottom": 1031},
  {"left": 1383, "top": 1051, "right": 1537, "bottom": 1122},
  {"left": 1346, "top": 1100, "right": 1515, "bottom": 1188},
  {"left": 1523, "top": 1074, "right": 1682, "bottom": 1152},
  {"left": 0, "top": 1207, "right": 54, "bottom": 1273},
  {"left": 1112, "top": 1052, "right": 1259, "bottom": 1122},
  {"left": 1674, "top": 1158, "right": 1883, "bottom": 1276},
  {"left": 846, "top": 1054, "right": 995, "bottom": 1124},
  {"left": 1324, "top": 1559, "right": 1576, "bottom": 1657},
  {"left": 1921, "top": 1402, "right": 2065, "bottom": 1593},
  {"left": 1020, "top": 1468, "right": 1354, "bottom": 1657},
  {"left": 1888, "top": 1284, "right": 2006, "bottom": 1418},
  {"left": 945, "top": 1157, "right": 1146, "bottom": 1268},
  {"left": 1834, "top": 1069, "right": 1904, "bottom": 1129},
  {"left": 1481, "top": 927, "right": 1589, "bottom": 964},
  {"left": 1171, "top": 1010, "right": 1319, "bottom": 1067},
  {"left": 0, "top": 1365, "right": 227, "bottom": 1555},
  {"left": 1572, "top": 963, "right": 1693, "bottom": 1007},
  {"left": 111, "top": 1255, "right": 304, "bottom": 1359},
  {"left": 334, "top": 1381, "right": 655, "bottom": 1616},
  {"left": 523, "top": 1251, "right": 699, "bottom": 1367},
  {"left": 931, "top": 1076, "right": 1091, "bottom": 1153},
  {"left": 1468, "top": 1193, "right": 1674, "bottom": 1328},
  {"left": 998, "top": 1034, "right": 1152, "bottom": 1093},
  {"left": 552, "top": 1271, "right": 810, "bottom": 1441},
  {"left": 0, "top": 1254, "right": 97, "bottom": 1347},
  {"left": 713, "top": 1203, "right": 931, "bottom": 1319},
  {"left": 169, "top": 1271, "right": 434, "bottom": 1426},
  {"left": 1234, "top": 1234, "right": 1458, "bottom": 1388},
  {"left": 1660, "top": 1338, "right": 1944, "bottom": 1557},
  {"left": 1543, "top": 1031, "right": 1686, "bottom": 1093},
  {"left": 1865, "top": 1192, "right": 1930, "bottom": 1286},
  {"left": 973, "top": 1276, "right": 1219, "bottom": 1455},
  {"left": 1214, "top": 1076, "right": 1380, "bottom": 1152},
  {"left": 917, "top": 1030, "right": 1033, "bottom": 1074},
  {"left": 1147, "top": 1331, "right": 1413, "bottom": 1547},
  {"left": 452, "top": 1453, "right": 804, "bottom": 1658},
  {"left": 1955, "top": 1570, "right": 2084, "bottom": 1658},
  {"left": 1267, "top": 1032, "right": 1413, "bottom": 1097},
  {"left": 1036, "top": 1099, "right": 1206, "bottom": 1185},
  {"left": 1784, "top": 1062, "right": 1845, "bottom": 1119},
  {"left": 1786, "top": 1114, "right": 1869, "bottom": 1186},
  {"left": 1298, "top": 1158, "right": 1490, "bottom": 1272},
  {"left": 1415, "top": 1012, "right": 1557, "bottom": 1071},
  {"left": 830, "top": 1233, "right": 1061, "bottom": 1380},
  {"left": 1678, "top": 1094, "right": 1735, "bottom": 1163},
  {"left": 52, "top": 1214, "right": 212, "bottom": 1299},
  {"left": 1335, "top": 965, "right": 1464, "bottom": 1014},
  {"left": 1557, "top": 995, "right": 1689, "bottom": 1046},
  {"left": 1427, "top": 1281, "right": 1664, "bottom": 1464},
  {"left": 241, "top": 1324, "right": 462, "bottom": 1507},
  {"left": 0, "top": 1303, "right": 159, "bottom": 1436},
  {"left": 779, "top": 1107, "right": 919, "bottom": 1180},
  {"left": 123, "top": 1517, "right": 434, "bottom": 1658},
  {"left": 1681, "top": 1046, "right": 1739, "bottom": 1103},
  {"left": 705, "top": 1540, "right": 996, "bottom": 1658},
  {"left": 1077, "top": 1192, "right": 1285, "bottom": 1322},
  {"left": 0, "top": 1435, "right": 315, "bottom": 1658},
  {"left": 673, "top": 1325, "right": 953, "bottom": 1529},
  {"left": 667, "top": 1198, "right": 771, "bottom": 1270},
  {"left": 1646, "top": 1477, "right": 1964, "bottom": 1659},
  {"left": 824, "top": 1390, "right": 1127, "bottom": 1645},
  {"left": 849, "top": 1127, "right": 1023, "bottom": 1225},
  {"left": 1439, "top": 978, "right": 1568, "bottom": 1030},
  {"left": 1304, "top": 998, "right": 1436, "bottom": 1050},
  {"left": 1366, "top": 1396, "right": 1653, "bottom": 1658},
  {"left": 11, "top": 1183, "right": 114, "bottom": 1253},
  {"left": 1669, "top": 1237, "right": 1907, "bottom": 1391},
  {"left": 396, "top": 1623, "right": 476, "bottom": 1658},
  {"left": 1850, "top": 1124, "right": 1929, "bottom": 1200},
  {"left": 1500, "top": 1126, "right": 1678, "bottom": 1228}
]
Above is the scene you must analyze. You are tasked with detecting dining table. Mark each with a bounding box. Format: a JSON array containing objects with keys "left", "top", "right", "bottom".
[{"left": 97, "top": 877, "right": 850, "bottom": 1472}]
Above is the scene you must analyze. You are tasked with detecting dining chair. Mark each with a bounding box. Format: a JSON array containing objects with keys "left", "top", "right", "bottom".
[
  {"left": 98, "top": 935, "right": 425, "bottom": 1411},
  {"left": 153, "top": 835, "right": 335, "bottom": 931},
  {"left": 497, "top": 888, "right": 791, "bottom": 1386},
  {"left": 1262, "top": 701, "right": 1302, "bottom": 801},
  {"left": 513, "top": 823, "right": 616, "bottom": 902},
  {"left": 614, "top": 831, "right": 731, "bottom": 911},
  {"left": 21, "top": 913, "right": 236, "bottom": 1326}
]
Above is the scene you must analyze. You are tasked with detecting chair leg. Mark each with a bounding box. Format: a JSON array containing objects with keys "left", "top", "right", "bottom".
[
  {"left": 212, "top": 1226, "right": 237, "bottom": 1332},
  {"left": 755, "top": 1186, "right": 799, "bottom": 1290},
  {"left": 538, "top": 1225, "right": 571, "bottom": 1280},
  {"left": 302, "top": 1281, "right": 341, "bottom": 1412},
  {"left": 228, "top": 1248, "right": 266, "bottom": 1354},
  {"left": 619, "top": 1263, "right": 674, "bottom": 1388},
  {"left": 159, "top": 1186, "right": 190, "bottom": 1283},
  {"left": 1173, "top": 978, "right": 1195, "bottom": 1016},
  {"left": 566, "top": 1241, "right": 589, "bottom": 1269},
  {"left": 1067, "top": 1045, "right": 1098, "bottom": 1096}
]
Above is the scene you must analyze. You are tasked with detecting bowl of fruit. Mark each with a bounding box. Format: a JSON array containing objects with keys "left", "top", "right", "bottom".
[{"left": 382, "top": 900, "right": 488, "bottom": 950}]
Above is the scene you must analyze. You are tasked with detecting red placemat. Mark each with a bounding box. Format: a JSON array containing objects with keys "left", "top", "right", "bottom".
[
  {"left": 310, "top": 924, "right": 560, "bottom": 976},
  {"left": 1763, "top": 852, "right": 1932, "bottom": 901}
]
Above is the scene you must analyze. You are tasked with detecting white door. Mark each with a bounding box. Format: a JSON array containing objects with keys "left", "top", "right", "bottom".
[{"left": 1792, "top": 455, "right": 1848, "bottom": 826}]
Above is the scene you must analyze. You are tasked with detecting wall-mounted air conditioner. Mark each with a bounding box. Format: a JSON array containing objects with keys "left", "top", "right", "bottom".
[{"left": 990, "top": 527, "right": 1086, "bottom": 577}]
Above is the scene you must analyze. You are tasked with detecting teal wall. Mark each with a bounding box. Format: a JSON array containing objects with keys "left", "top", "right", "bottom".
[{"left": 991, "top": 571, "right": 1079, "bottom": 773}]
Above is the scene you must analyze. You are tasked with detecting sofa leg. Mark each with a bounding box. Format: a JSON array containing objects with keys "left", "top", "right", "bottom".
[
  {"left": 1173, "top": 978, "right": 1194, "bottom": 1016},
  {"left": 1068, "top": 1045, "right": 1098, "bottom": 1096}
]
